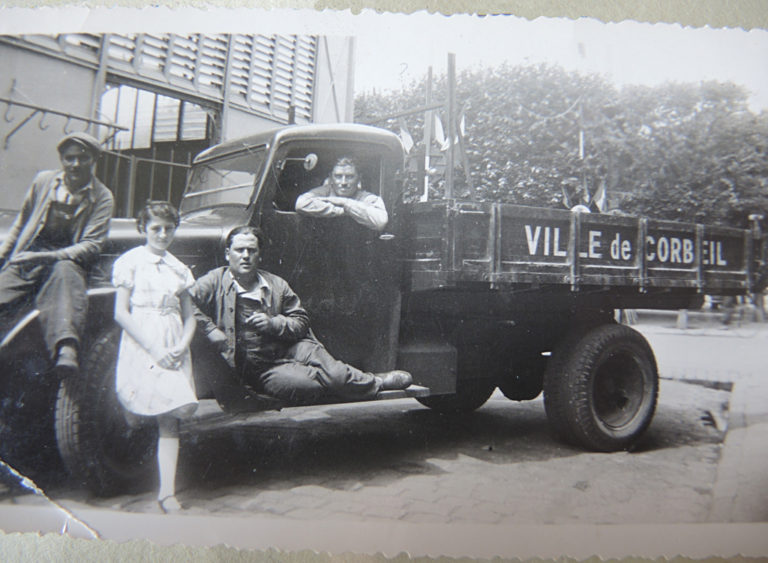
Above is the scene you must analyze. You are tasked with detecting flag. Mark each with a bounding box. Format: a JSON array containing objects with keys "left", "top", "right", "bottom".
[
  {"left": 593, "top": 178, "right": 607, "bottom": 212},
  {"left": 398, "top": 117, "right": 414, "bottom": 154},
  {"left": 561, "top": 184, "right": 572, "bottom": 209},
  {"left": 433, "top": 114, "right": 446, "bottom": 149},
  {"left": 582, "top": 178, "right": 591, "bottom": 204}
]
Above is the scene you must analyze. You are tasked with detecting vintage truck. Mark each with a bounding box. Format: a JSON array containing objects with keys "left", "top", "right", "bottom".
[{"left": 0, "top": 123, "right": 765, "bottom": 495}]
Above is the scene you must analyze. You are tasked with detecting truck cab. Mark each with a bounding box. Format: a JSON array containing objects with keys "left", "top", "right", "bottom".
[{"left": 179, "top": 124, "right": 406, "bottom": 373}]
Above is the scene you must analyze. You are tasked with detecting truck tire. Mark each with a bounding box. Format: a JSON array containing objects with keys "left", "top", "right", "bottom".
[
  {"left": 0, "top": 351, "right": 62, "bottom": 484},
  {"left": 543, "top": 324, "right": 658, "bottom": 451},
  {"left": 416, "top": 379, "right": 496, "bottom": 413},
  {"left": 55, "top": 326, "right": 157, "bottom": 495}
]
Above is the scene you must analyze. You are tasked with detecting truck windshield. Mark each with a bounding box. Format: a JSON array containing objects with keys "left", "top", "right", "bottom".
[{"left": 180, "top": 147, "right": 266, "bottom": 214}]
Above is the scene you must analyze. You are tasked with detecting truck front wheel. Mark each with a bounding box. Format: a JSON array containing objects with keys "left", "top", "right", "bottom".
[
  {"left": 55, "top": 326, "right": 157, "bottom": 495},
  {"left": 543, "top": 324, "right": 658, "bottom": 451},
  {"left": 416, "top": 378, "right": 496, "bottom": 413}
]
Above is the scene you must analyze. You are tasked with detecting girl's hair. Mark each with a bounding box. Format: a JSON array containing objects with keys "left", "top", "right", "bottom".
[{"left": 136, "top": 200, "right": 180, "bottom": 233}]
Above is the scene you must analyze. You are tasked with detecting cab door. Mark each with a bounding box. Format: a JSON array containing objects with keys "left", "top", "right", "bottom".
[{"left": 256, "top": 142, "right": 404, "bottom": 373}]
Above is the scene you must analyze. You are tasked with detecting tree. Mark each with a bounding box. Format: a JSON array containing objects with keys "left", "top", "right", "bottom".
[{"left": 355, "top": 64, "right": 768, "bottom": 227}]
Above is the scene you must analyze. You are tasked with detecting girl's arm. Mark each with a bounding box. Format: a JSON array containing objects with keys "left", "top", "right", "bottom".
[
  {"left": 114, "top": 286, "right": 176, "bottom": 368},
  {"left": 169, "top": 290, "right": 197, "bottom": 358}
]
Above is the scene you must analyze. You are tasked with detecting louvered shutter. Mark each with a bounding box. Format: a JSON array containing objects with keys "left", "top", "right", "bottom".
[
  {"left": 19, "top": 34, "right": 101, "bottom": 63},
  {"left": 226, "top": 34, "right": 316, "bottom": 123},
  {"left": 15, "top": 33, "right": 318, "bottom": 123}
]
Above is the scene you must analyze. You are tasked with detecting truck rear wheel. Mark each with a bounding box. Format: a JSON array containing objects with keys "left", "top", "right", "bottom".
[
  {"left": 543, "top": 324, "right": 658, "bottom": 451},
  {"left": 55, "top": 326, "right": 157, "bottom": 496},
  {"left": 416, "top": 378, "right": 496, "bottom": 413}
]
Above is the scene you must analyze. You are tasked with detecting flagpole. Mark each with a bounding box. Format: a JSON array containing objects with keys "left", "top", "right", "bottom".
[
  {"left": 445, "top": 53, "right": 456, "bottom": 200},
  {"left": 456, "top": 104, "right": 474, "bottom": 200},
  {"left": 421, "top": 66, "right": 433, "bottom": 202}
]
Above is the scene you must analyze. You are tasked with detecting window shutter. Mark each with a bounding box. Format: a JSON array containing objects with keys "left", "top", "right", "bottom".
[{"left": 15, "top": 33, "right": 318, "bottom": 124}]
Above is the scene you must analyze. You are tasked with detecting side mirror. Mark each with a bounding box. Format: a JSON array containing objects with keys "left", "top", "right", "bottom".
[
  {"left": 278, "top": 153, "right": 318, "bottom": 171},
  {"left": 303, "top": 153, "right": 318, "bottom": 171}
]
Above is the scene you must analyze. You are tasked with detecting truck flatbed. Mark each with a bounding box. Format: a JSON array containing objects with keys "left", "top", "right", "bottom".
[{"left": 404, "top": 200, "right": 754, "bottom": 296}]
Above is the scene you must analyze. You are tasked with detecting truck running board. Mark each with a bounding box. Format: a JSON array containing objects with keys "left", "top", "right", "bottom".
[{"left": 181, "top": 386, "right": 430, "bottom": 432}]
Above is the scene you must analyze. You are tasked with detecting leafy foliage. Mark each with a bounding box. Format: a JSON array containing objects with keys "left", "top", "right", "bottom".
[{"left": 355, "top": 64, "right": 768, "bottom": 227}]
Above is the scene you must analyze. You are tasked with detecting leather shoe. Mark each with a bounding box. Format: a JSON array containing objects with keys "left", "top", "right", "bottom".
[
  {"left": 158, "top": 495, "right": 183, "bottom": 514},
  {"left": 55, "top": 344, "right": 79, "bottom": 376},
  {"left": 377, "top": 370, "right": 413, "bottom": 391}
]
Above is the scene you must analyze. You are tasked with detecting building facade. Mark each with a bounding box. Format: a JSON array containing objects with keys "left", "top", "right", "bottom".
[{"left": 0, "top": 33, "right": 355, "bottom": 216}]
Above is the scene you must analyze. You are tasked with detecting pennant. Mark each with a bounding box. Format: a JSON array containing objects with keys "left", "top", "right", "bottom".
[
  {"left": 398, "top": 117, "right": 414, "bottom": 154},
  {"left": 433, "top": 114, "right": 446, "bottom": 149},
  {"left": 593, "top": 178, "right": 607, "bottom": 212},
  {"left": 561, "top": 184, "right": 572, "bottom": 209}
]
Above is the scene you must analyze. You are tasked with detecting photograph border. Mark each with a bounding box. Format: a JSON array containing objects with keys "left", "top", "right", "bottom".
[{"left": 0, "top": 1, "right": 767, "bottom": 560}]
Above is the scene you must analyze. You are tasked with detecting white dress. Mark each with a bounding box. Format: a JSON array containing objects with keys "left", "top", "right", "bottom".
[{"left": 112, "top": 245, "right": 198, "bottom": 417}]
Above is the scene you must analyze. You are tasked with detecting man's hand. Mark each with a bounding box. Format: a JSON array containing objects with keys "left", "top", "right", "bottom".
[
  {"left": 323, "top": 196, "right": 350, "bottom": 208},
  {"left": 208, "top": 328, "right": 229, "bottom": 352},
  {"left": 9, "top": 251, "right": 57, "bottom": 266},
  {"left": 246, "top": 312, "right": 278, "bottom": 333},
  {"left": 315, "top": 196, "right": 347, "bottom": 217}
]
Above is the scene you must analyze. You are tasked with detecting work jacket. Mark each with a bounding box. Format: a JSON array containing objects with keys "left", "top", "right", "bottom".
[
  {"left": 190, "top": 266, "right": 310, "bottom": 368},
  {"left": 0, "top": 170, "right": 114, "bottom": 267}
]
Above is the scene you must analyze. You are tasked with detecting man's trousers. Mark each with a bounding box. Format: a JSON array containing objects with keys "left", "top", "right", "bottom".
[
  {"left": 0, "top": 260, "right": 87, "bottom": 360},
  {"left": 240, "top": 339, "right": 382, "bottom": 404}
]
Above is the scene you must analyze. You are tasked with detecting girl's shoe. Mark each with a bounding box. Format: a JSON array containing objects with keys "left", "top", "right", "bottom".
[{"left": 158, "top": 495, "right": 182, "bottom": 514}]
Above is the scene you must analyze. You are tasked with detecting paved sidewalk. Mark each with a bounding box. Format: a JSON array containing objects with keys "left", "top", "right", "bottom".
[
  {"left": 635, "top": 310, "right": 768, "bottom": 523},
  {"left": 709, "top": 371, "right": 768, "bottom": 522}
]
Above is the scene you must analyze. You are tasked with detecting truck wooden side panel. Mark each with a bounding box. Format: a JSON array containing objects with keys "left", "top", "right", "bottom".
[{"left": 403, "top": 201, "right": 754, "bottom": 296}]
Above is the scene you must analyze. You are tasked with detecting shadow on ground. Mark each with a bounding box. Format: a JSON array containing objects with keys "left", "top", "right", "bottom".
[{"left": 159, "top": 380, "right": 730, "bottom": 495}]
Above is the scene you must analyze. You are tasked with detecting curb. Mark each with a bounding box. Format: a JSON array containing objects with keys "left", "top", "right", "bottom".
[{"left": 708, "top": 373, "right": 768, "bottom": 522}]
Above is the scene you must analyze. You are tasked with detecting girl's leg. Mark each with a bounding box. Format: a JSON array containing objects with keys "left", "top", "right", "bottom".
[{"left": 156, "top": 414, "right": 181, "bottom": 509}]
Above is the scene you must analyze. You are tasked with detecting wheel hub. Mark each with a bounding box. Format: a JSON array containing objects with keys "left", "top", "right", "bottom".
[{"left": 593, "top": 351, "right": 646, "bottom": 428}]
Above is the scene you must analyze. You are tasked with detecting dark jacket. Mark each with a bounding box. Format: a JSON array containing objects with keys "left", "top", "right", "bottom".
[
  {"left": 189, "top": 266, "right": 310, "bottom": 368},
  {"left": 0, "top": 170, "right": 114, "bottom": 267}
]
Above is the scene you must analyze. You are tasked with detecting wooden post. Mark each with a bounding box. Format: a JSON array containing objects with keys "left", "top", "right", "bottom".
[
  {"left": 445, "top": 53, "right": 456, "bottom": 200},
  {"left": 220, "top": 34, "right": 235, "bottom": 142},
  {"left": 88, "top": 34, "right": 111, "bottom": 137}
]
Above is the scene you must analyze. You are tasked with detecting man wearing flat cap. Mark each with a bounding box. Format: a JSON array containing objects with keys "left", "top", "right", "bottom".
[{"left": 0, "top": 132, "right": 114, "bottom": 375}]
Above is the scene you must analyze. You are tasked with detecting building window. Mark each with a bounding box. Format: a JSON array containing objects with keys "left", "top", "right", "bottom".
[
  {"left": 97, "top": 83, "right": 213, "bottom": 216},
  {"left": 98, "top": 84, "right": 210, "bottom": 150}
]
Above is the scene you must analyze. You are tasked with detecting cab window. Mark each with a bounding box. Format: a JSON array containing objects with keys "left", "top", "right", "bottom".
[{"left": 270, "top": 145, "right": 384, "bottom": 213}]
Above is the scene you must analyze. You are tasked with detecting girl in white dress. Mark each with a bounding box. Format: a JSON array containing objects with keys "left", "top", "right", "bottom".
[{"left": 112, "top": 201, "right": 197, "bottom": 513}]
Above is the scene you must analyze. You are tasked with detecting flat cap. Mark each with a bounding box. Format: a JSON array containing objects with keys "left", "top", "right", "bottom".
[{"left": 57, "top": 132, "right": 102, "bottom": 156}]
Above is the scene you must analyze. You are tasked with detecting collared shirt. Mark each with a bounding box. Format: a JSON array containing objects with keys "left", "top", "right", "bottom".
[
  {"left": 54, "top": 173, "right": 93, "bottom": 206},
  {"left": 190, "top": 266, "right": 310, "bottom": 368},
  {"left": 112, "top": 245, "right": 195, "bottom": 314},
  {"left": 232, "top": 271, "right": 270, "bottom": 301},
  {"left": 294, "top": 183, "right": 389, "bottom": 231},
  {"left": 0, "top": 169, "right": 114, "bottom": 267}
]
